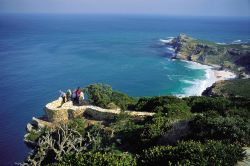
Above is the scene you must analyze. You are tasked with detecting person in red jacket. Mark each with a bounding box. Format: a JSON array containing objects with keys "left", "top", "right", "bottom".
[{"left": 76, "top": 87, "right": 81, "bottom": 104}]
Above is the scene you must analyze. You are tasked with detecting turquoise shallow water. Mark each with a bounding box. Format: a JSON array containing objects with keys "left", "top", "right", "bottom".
[{"left": 0, "top": 14, "right": 249, "bottom": 165}]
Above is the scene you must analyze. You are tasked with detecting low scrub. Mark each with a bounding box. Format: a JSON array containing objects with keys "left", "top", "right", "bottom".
[
  {"left": 189, "top": 114, "right": 250, "bottom": 145},
  {"left": 83, "top": 84, "right": 137, "bottom": 110},
  {"left": 52, "top": 151, "right": 136, "bottom": 166},
  {"left": 139, "top": 140, "right": 245, "bottom": 166}
]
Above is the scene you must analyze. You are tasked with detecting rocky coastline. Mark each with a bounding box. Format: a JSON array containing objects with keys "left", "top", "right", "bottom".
[
  {"left": 161, "top": 34, "right": 250, "bottom": 97},
  {"left": 163, "top": 34, "right": 250, "bottom": 77}
]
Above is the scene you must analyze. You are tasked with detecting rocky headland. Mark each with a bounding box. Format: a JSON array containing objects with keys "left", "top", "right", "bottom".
[
  {"left": 164, "top": 34, "right": 250, "bottom": 77},
  {"left": 161, "top": 34, "right": 250, "bottom": 97}
]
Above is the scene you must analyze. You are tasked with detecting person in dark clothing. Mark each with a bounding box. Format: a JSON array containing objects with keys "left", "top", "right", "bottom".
[{"left": 66, "top": 89, "right": 72, "bottom": 101}]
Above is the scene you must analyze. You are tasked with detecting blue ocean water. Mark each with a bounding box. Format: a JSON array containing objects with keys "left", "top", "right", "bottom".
[{"left": 0, "top": 14, "right": 249, "bottom": 165}]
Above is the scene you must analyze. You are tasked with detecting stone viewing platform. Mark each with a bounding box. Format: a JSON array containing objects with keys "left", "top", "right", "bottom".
[
  {"left": 25, "top": 97, "right": 155, "bottom": 143},
  {"left": 24, "top": 97, "right": 155, "bottom": 145},
  {"left": 44, "top": 97, "right": 155, "bottom": 123}
]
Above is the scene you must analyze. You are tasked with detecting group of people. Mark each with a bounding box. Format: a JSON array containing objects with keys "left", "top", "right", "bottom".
[{"left": 60, "top": 87, "right": 84, "bottom": 105}]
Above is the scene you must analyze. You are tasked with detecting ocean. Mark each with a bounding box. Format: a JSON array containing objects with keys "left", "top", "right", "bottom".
[{"left": 0, "top": 14, "right": 249, "bottom": 165}]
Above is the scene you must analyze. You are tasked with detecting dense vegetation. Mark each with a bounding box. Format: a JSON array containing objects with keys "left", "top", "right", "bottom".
[
  {"left": 189, "top": 114, "right": 250, "bottom": 145},
  {"left": 22, "top": 84, "right": 250, "bottom": 166},
  {"left": 83, "top": 84, "right": 137, "bottom": 110},
  {"left": 139, "top": 140, "right": 245, "bottom": 166},
  {"left": 203, "top": 79, "right": 250, "bottom": 98},
  {"left": 53, "top": 151, "right": 136, "bottom": 166}
]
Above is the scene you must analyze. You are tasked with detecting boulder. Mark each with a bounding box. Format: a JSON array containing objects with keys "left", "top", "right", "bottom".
[
  {"left": 32, "top": 117, "right": 53, "bottom": 128},
  {"left": 26, "top": 123, "right": 34, "bottom": 133}
]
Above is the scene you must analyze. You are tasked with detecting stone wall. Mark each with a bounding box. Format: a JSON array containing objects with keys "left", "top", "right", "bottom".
[
  {"left": 44, "top": 98, "right": 155, "bottom": 123},
  {"left": 44, "top": 98, "right": 87, "bottom": 123},
  {"left": 25, "top": 98, "right": 155, "bottom": 145}
]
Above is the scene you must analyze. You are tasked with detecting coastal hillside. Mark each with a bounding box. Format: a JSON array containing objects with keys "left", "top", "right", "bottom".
[
  {"left": 22, "top": 84, "right": 250, "bottom": 166},
  {"left": 202, "top": 79, "right": 250, "bottom": 98},
  {"left": 166, "top": 34, "right": 250, "bottom": 75}
]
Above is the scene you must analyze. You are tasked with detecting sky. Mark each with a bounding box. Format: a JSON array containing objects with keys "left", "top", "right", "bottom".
[{"left": 0, "top": 0, "right": 249, "bottom": 17}]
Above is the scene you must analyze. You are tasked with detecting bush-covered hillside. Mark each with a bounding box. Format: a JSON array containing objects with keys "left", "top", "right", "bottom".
[
  {"left": 203, "top": 79, "right": 250, "bottom": 98},
  {"left": 22, "top": 84, "right": 250, "bottom": 166}
]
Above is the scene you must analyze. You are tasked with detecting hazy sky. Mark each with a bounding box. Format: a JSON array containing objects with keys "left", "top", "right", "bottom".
[{"left": 0, "top": 0, "right": 249, "bottom": 17}]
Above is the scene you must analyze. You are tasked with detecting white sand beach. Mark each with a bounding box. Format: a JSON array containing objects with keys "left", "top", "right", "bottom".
[
  {"left": 213, "top": 70, "right": 236, "bottom": 81},
  {"left": 180, "top": 60, "right": 237, "bottom": 97},
  {"left": 195, "top": 67, "right": 236, "bottom": 96}
]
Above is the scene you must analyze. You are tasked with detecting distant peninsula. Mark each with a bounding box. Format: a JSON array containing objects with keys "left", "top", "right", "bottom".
[{"left": 163, "top": 34, "right": 250, "bottom": 77}]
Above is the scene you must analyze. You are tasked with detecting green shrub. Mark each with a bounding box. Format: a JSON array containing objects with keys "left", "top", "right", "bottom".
[
  {"left": 26, "top": 127, "right": 51, "bottom": 143},
  {"left": 111, "top": 91, "right": 137, "bottom": 110},
  {"left": 83, "top": 84, "right": 113, "bottom": 108},
  {"left": 139, "top": 145, "right": 175, "bottom": 166},
  {"left": 189, "top": 114, "right": 250, "bottom": 145},
  {"left": 228, "top": 107, "right": 250, "bottom": 120},
  {"left": 86, "top": 123, "right": 115, "bottom": 152},
  {"left": 139, "top": 140, "right": 245, "bottom": 166},
  {"left": 83, "top": 84, "right": 137, "bottom": 110},
  {"left": 135, "top": 96, "right": 186, "bottom": 112},
  {"left": 187, "top": 96, "right": 231, "bottom": 114},
  {"left": 111, "top": 113, "right": 143, "bottom": 134},
  {"left": 164, "top": 103, "right": 192, "bottom": 119},
  {"left": 134, "top": 96, "right": 190, "bottom": 116},
  {"left": 141, "top": 113, "right": 172, "bottom": 141},
  {"left": 26, "top": 130, "right": 42, "bottom": 142},
  {"left": 68, "top": 118, "right": 86, "bottom": 134},
  {"left": 228, "top": 96, "right": 250, "bottom": 109},
  {"left": 134, "top": 97, "right": 151, "bottom": 112},
  {"left": 175, "top": 141, "right": 205, "bottom": 165},
  {"left": 56, "top": 151, "right": 136, "bottom": 166},
  {"left": 204, "top": 140, "right": 245, "bottom": 165},
  {"left": 111, "top": 113, "right": 145, "bottom": 152}
]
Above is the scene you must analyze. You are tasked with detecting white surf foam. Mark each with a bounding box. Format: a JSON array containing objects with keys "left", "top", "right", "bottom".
[
  {"left": 159, "top": 37, "right": 174, "bottom": 44},
  {"left": 182, "top": 67, "right": 216, "bottom": 96},
  {"left": 175, "top": 61, "right": 217, "bottom": 97},
  {"left": 216, "top": 42, "right": 226, "bottom": 45},
  {"left": 232, "top": 39, "right": 242, "bottom": 44},
  {"left": 166, "top": 47, "right": 175, "bottom": 52},
  {"left": 182, "top": 60, "right": 211, "bottom": 70}
]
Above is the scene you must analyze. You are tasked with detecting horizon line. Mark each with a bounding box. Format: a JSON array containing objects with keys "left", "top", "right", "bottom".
[{"left": 1, "top": 12, "right": 250, "bottom": 18}]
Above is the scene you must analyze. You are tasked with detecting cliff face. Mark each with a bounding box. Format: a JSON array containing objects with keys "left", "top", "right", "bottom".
[{"left": 166, "top": 34, "right": 250, "bottom": 73}]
